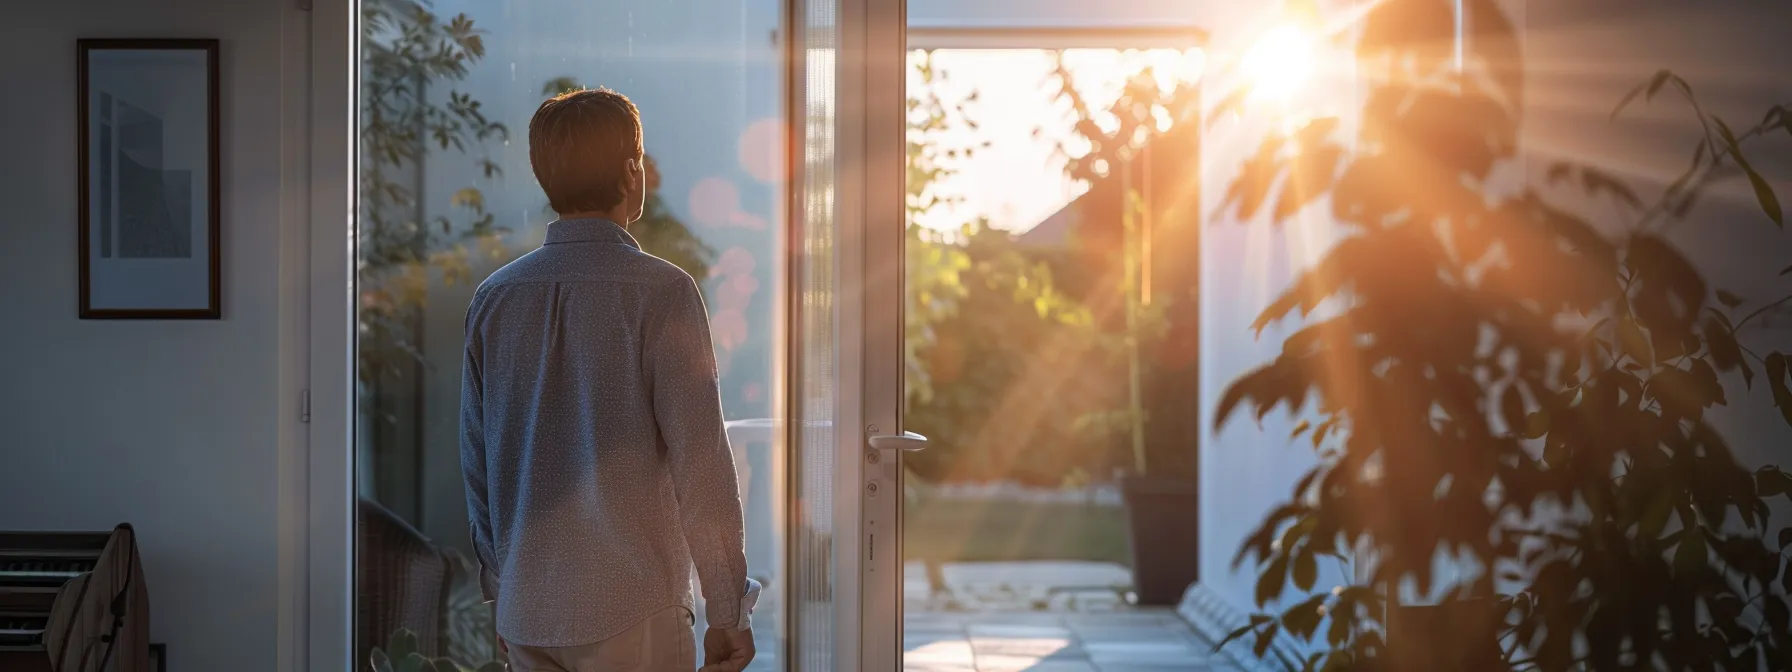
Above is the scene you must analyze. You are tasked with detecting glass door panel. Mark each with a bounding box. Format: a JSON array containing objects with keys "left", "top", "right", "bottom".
[
  {"left": 788, "top": 0, "right": 845, "bottom": 667},
  {"left": 353, "top": 0, "right": 792, "bottom": 667}
]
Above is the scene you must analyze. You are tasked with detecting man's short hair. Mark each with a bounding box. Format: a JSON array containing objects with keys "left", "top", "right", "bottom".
[{"left": 528, "top": 87, "right": 644, "bottom": 214}]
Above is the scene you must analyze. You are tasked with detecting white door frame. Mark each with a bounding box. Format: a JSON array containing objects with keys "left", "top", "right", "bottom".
[
  {"left": 834, "top": 0, "right": 908, "bottom": 666},
  {"left": 305, "top": 0, "right": 356, "bottom": 669}
]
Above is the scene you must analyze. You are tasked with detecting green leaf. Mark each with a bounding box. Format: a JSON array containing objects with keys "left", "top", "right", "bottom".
[
  {"left": 1744, "top": 163, "right": 1783, "bottom": 227},
  {"left": 1216, "top": 614, "right": 1274, "bottom": 652},
  {"left": 1704, "top": 314, "right": 1739, "bottom": 368},
  {"left": 1257, "top": 555, "right": 1289, "bottom": 606},
  {"left": 1770, "top": 353, "right": 1792, "bottom": 427},
  {"left": 1294, "top": 550, "right": 1318, "bottom": 591},
  {"left": 1714, "top": 115, "right": 1742, "bottom": 148},
  {"left": 1312, "top": 417, "right": 1337, "bottom": 448},
  {"left": 1281, "top": 594, "right": 1328, "bottom": 638},
  {"left": 1714, "top": 117, "right": 1782, "bottom": 226},
  {"left": 388, "top": 630, "right": 419, "bottom": 661},
  {"left": 1757, "top": 468, "right": 1792, "bottom": 499},
  {"left": 1611, "top": 69, "right": 1671, "bottom": 120},
  {"left": 1717, "top": 289, "right": 1745, "bottom": 307},
  {"left": 1215, "top": 623, "right": 1254, "bottom": 652},
  {"left": 1254, "top": 622, "right": 1281, "bottom": 658},
  {"left": 1675, "top": 526, "right": 1707, "bottom": 576},
  {"left": 1326, "top": 602, "right": 1353, "bottom": 647}
]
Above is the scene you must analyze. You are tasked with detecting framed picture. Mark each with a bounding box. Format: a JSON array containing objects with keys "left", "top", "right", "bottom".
[
  {"left": 150, "top": 642, "right": 167, "bottom": 672},
  {"left": 77, "top": 38, "right": 221, "bottom": 319}
]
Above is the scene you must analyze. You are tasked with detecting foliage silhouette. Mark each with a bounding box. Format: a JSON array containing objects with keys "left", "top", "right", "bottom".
[
  {"left": 359, "top": 0, "right": 508, "bottom": 394},
  {"left": 1211, "top": 0, "right": 1792, "bottom": 669}
]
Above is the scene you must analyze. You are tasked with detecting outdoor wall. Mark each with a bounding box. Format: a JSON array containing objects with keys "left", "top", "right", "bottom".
[
  {"left": 1196, "top": 1, "right": 1360, "bottom": 619},
  {"left": 0, "top": 2, "right": 307, "bottom": 672},
  {"left": 1524, "top": 0, "right": 1792, "bottom": 474}
]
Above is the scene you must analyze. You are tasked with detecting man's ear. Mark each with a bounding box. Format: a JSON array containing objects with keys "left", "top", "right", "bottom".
[{"left": 623, "top": 157, "right": 644, "bottom": 193}]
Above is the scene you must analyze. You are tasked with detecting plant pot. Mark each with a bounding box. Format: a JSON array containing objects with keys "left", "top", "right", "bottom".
[
  {"left": 1120, "top": 475, "right": 1199, "bottom": 606},
  {"left": 1387, "top": 598, "right": 1505, "bottom": 670}
]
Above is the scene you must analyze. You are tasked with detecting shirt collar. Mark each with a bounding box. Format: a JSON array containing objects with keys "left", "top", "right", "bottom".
[{"left": 543, "top": 218, "right": 641, "bottom": 249}]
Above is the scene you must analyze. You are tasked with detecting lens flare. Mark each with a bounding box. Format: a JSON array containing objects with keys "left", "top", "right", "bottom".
[{"left": 1242, "top": 24, "right": 1316, "bottom": 103}]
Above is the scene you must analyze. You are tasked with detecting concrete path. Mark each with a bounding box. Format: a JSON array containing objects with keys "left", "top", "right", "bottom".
[
  {"left": 903, "top": 609, "right": 1242, "bottom": 672},
  {"left": 740, "top": 561, "right": 1252, "bottom": 671},
  {"left": 898, "top": 561, "right": 1246, "bottom": 671}
]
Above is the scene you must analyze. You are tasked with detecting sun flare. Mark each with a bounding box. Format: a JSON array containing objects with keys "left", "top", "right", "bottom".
[{"left": 1241, "top": 24, "right": 1316, "bottom": 103}]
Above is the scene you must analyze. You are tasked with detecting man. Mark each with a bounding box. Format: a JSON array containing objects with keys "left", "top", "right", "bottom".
[{"left": 460, "top": 87, "right": 758, "bottom": 672}]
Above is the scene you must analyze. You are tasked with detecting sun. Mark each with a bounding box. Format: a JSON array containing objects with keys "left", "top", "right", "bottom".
[{"left": 1241, "top": 24, "right": 1316, "bottom": 103}]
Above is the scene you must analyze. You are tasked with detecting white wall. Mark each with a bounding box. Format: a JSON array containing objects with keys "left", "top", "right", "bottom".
[
  {"left": 0, "top": 1, "right": 309, "bottom": 671},
  {"left": 1525, "top": 0, "right": 1792, "bottom": 463}
]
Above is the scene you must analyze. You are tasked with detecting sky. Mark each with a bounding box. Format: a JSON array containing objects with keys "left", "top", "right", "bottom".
[{"left": 908, "top": 48, "right": 1204, "bottom": 233}]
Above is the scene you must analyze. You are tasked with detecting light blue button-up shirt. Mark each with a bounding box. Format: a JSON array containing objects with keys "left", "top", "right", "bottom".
[{"left": 460, "top": 218, "right": 756, "bottom": 648}]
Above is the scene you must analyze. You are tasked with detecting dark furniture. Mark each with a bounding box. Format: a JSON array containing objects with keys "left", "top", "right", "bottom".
[
  {"left": 0, "top": 525, "right": 150, "bottom": 672},
  {"left": 356, "top": 497, "right": 452, "bottom": 665}
]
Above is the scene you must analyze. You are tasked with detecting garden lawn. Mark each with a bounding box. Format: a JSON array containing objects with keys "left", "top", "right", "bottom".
[{"left": 903, "top": 497, "right": 1132, "bottom": 565}]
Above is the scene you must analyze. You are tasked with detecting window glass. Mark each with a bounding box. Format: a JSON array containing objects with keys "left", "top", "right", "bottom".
[{"left": 355, "top": 0, "right": 786, "bottom": 667}]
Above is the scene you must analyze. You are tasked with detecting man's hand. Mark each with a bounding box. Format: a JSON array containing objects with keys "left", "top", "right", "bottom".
[{"left": 701, "top": 626, "right": 755, "bottom": 671}]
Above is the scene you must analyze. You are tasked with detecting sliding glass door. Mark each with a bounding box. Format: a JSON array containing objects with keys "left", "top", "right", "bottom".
[
  {"left": 789, "top": 0, "right": 909, "bottom": 667},
  {"left": 344, "top": 0, "right": 818, "bottom": 668},
  {"left": 331, "top": 0, "right": 908, "bottom": 667}
]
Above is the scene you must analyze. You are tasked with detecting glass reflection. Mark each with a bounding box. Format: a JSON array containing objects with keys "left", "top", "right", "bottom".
[{"left": 355, "top": 0, "right": 786, "bottom": 668}]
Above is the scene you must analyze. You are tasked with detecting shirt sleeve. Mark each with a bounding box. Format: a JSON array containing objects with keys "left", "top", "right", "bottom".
[
  {"left": 645, "top": 273, "right": 751, "bottom": 631},
  {"left": 459, "top": 307, "right": 501, "bottom": 603}
]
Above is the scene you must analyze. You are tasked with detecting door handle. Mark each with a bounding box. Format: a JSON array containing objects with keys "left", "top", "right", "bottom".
[{"left": 869, "top": 431, "right": 928, "bottom": 452}]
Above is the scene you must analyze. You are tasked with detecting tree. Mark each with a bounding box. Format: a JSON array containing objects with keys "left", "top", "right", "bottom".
[
  {"left": 1212, "top": 0, "right": 1792, "bottom": 669},
  {"left": 359, "top": 0, "right": 507, "bottom": 399},
  {"left": 1044, "top": 52, "right": 1199, "bottom": 479},
  {"left": 902, "top": 52, "right": 1122, "bottom": 486}
]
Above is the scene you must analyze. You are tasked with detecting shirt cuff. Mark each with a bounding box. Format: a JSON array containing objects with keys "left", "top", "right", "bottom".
[{"left": 734, "top": 577, "right": 762, "bottom": 631}]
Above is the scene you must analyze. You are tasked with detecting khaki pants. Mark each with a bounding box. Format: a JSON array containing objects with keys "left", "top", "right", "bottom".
[{"left": 505, "top": 606, "right": 696, "bottom": 672}]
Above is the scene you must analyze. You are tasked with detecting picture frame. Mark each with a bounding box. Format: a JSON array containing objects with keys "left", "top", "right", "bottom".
[{"left": 77, "top": 38, "right": 221, "bottom": 319}]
